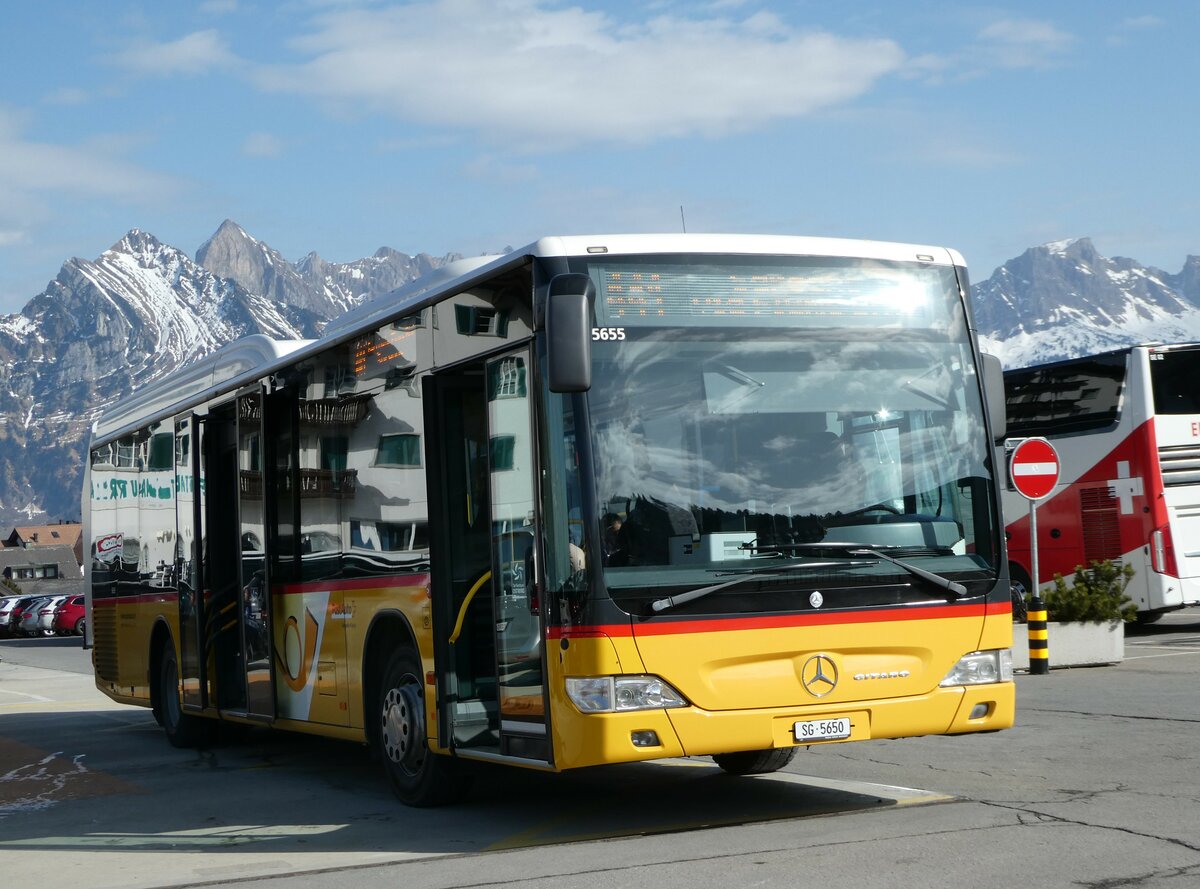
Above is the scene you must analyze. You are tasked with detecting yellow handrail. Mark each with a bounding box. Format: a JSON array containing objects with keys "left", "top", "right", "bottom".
[{"left": 448, "top": 570, "right": 492, "bottom": 644}]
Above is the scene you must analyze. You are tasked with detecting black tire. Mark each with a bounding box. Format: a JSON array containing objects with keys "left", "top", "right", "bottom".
[
  {"left": 1135, "top": 611, "right": 1164, "bottom": 626},
  {"left": 713, "top": 747, "right": 798, "bottom": 775},
  {"left": 74, "top": 617, "right": 85, "bottom": 636},
  {"left": 377, "top": 648, "right": 468, "bottom": 807},
  {"left": 159, "top": 644, "right": 214, "bottom": 748}
]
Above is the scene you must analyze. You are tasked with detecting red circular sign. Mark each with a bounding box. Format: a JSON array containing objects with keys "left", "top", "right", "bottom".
[{"left": 1010, "top": 438, "right": 1060, "bottom": 500}]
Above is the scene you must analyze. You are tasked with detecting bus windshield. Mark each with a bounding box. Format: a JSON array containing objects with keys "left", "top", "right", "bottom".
[{"left": 578, "top": 256, "right": 998, "bottom": 613}]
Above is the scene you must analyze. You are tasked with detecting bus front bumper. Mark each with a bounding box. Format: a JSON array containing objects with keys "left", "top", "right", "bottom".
[{"left": 555, "top": 681, "right": 1015, "bottom": 770}]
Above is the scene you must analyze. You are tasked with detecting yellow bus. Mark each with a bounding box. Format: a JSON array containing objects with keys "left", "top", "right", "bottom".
[{"left": 83, "top": 234, "right": 1015, "bottom": 806}]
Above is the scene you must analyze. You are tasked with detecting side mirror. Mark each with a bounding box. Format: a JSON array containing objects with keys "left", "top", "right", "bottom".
[
  {"left": 546, "top": 273, "right": 594, "bottom": 392},
  {"left": 981, "top": 352, "right": 1007, "bottom": 442}
]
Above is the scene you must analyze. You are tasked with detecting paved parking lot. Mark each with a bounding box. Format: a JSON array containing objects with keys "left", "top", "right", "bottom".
[{"left": 2, "top": 610, "right": 1199, "bottom": 889}]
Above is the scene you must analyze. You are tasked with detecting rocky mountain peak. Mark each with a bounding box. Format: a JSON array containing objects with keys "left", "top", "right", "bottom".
[
  {"left": 975, "top": 237, "right": 1200, "bottom": 368},
  {"left": 0, "top": 223, "right": 461, "bottom": 527}
]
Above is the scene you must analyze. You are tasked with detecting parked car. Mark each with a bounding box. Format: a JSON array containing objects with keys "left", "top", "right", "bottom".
[
  {"left": 15, "top": 596, "right": 52, "bottom": 637},
  {"left": 52, "top": 594, "right": 86, "bottom": 636},
  {"left": 0, "top": 595, "right": 24, "bottom": 637},
  {"left": 37, "top": 595, "right": 69, "bottom": 637},
  {"left": 2, "top": 595, "right": 39, "bottom": 637}
]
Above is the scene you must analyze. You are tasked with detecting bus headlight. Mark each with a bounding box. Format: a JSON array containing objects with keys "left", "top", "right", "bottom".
[
  {"left": 565, "top": 676, "right": 688, "bottom": 713},
  {"left": 940, "top": 650, "right": 1013, "bottom": 687}
]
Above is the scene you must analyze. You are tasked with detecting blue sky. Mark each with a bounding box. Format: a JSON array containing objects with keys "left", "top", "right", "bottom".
[{"left": 1, "top": 1, "right": 1196, "bottom": 314}]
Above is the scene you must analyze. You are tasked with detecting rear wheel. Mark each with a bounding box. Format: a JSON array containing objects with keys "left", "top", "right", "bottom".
[
  {"left": 158, "top": 645, "right": 214, "bottom": 748},
  {"left": 74, "top": 617, "right": 86, "bottom": 636},
  {"left": 377, "top": 648, "right": 468, "bottom": 806},
  {"left": 713, "top": 747, "right": 798, "bottom": 775}
]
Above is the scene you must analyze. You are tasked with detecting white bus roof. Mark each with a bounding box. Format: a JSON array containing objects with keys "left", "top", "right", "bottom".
[
  {"left": 92, "top": 335, "right": 311, "bottom": 445},
  {"left": 525, "top": 234, "right": 965, "bottom": 267},
  {"left": 90, "top": 234, "right": 965, "bottom": 447}
]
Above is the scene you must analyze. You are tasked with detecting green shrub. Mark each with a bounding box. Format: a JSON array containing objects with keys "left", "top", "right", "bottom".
[
  {"left": 1, "top": 576, "right": 20, "bottom": 595},
  {"left": 1044, "top": 560, "right": 1138, "bottom": 623}
]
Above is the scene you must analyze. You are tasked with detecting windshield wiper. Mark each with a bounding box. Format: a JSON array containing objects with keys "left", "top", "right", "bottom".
[
  {"left": 744, "top": 541, "right": 967, "bottom": 599},
  {"left": 649, "top": 559, "right": 872, "bottom": 614},
  {"left": 851, "top": 548, "right": 966, "bottom": 598}
]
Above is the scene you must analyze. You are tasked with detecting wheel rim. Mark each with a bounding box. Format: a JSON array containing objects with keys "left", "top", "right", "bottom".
[{"left": 381, "top": 678, "right": 425, "bottom": 776}]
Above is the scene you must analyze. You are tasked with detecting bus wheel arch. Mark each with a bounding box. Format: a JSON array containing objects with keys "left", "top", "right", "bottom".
[
  {"left": 149, "top": 621, "right": 172, "bottom": 727},
  {"left": 363, "top": 613, "right": 467, "bottom": 806},
  {"left": 362, "top": 612, "right": 420, "bottom": 759},
  {"left": 1008, "top": 561, "right": 1032, "bottom": 596},
  {"left": 150, "top": 622, "right": 212, "bottom": 748}
]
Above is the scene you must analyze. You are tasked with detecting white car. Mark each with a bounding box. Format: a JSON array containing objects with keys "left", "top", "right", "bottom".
[{"left": 37, "top": 595, "right": 69, "bottom": 637}]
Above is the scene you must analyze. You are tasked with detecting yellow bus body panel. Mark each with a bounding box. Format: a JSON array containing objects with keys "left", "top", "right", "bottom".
[{"left": 544, "top": 606, "right": 1013, "bottom": 770}]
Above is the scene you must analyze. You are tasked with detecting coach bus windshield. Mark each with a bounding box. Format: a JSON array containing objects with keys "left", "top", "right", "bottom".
[{"left": 575, "top": 255, "right": 1000, "bottom": 615}]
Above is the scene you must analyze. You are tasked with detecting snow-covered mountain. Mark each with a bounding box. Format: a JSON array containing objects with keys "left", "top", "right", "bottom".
[
  {"left": 196, "top": 219, "right": 448, "bottom": 318},
  {"left": 3, "top": 226, "right": 1199, "bottom": 527},
  {"left": 972, "top": 237, "right": 1200, "bottom": 368},
  {"left": 0, "top": 224, "right": 456, "bottom": 526}
]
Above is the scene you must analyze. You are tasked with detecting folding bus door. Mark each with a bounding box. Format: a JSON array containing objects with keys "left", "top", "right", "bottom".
[{"left": 428, "top": 349, "right": 549, "bottom": 761}]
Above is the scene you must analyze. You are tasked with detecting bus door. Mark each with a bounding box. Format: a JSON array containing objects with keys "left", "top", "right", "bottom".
[
  {"left": 427, "top": 349, "right": 549, "bottom": 761},
  {"left": 197, "top": 393, "right": 275, "bottom": 720},
  {"left": 175, "top": 415, "right": 203, "bottom": 711}
]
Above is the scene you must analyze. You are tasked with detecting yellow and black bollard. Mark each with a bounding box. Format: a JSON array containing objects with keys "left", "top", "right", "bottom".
[{"left": 1027, "top": 593, "right": 1049, "bottom": 674}]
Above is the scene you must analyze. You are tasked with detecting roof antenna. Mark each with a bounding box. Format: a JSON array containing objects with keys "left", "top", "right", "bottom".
[{"left": 680, "top": 205, "right": 687, "bottom": 233}]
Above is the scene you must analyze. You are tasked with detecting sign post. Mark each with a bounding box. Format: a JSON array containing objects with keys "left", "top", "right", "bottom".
[{"left": 1009, "top": 437, "right": 1061, "bottom": 675}]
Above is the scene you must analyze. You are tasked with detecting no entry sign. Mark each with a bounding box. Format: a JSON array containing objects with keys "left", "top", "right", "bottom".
[{"left": 1010, "top": 437, "right": 1060, "bottom": 501}]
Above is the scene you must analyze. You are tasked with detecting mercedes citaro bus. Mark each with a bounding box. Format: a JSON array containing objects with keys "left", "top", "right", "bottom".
[{"left": 83, "top": 234, "right": 1014, "bottom": 806}]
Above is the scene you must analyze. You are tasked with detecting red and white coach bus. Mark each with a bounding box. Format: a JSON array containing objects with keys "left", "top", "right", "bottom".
[{"left": 1002, "top": 343, "right": 1200, "bottom": 621}]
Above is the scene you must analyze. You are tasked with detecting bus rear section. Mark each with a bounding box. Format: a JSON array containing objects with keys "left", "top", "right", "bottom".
[
  {"left": 1002, "top": 343, "right": 1200, "bottom": 617},
  {"left": 1147, "top": 345, "right": 1200, "bottom": 610}
]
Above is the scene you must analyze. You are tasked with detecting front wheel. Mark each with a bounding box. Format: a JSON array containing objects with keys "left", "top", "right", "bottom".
[
  {"left": 158, "top": 645, "right": 214, "bottom": 748},
  {"left": 713, "top": 747, "right": 798, "bottom": 775},
  {"left": 377, "top": 648, "right": 468, "bottom": 807}
]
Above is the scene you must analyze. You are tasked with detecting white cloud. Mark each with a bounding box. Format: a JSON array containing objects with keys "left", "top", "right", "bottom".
[
  {"left": 462, "top": 154, "right": 538, "bottom": 184},
  {"left": 44, "top": 87, "right": 91, "bottom": 106},
  {"left": 1120, "top": 15, "right": 1163, "bottom": 30},
  {"left": 253, "top": 0, "right": 905, "bottom": 150},
  {"left": 243, "top": 131, "right": 284, "bottom": 157},
  {"left": 0, "top": 108, "right": 182, "bottom": 203},
  {"left": 113, "top": 29, "right": 238, "bottom": 76},
  {"left": 975, "top": 18, "right": 1074, "bottom": 69}
]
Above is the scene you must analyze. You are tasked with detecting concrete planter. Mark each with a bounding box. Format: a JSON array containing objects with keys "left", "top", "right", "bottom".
[{"left": 1011, "top": 619, "right": 1125, "bottom": 671}]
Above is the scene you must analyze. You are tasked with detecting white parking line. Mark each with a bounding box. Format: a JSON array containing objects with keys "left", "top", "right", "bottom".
[
  {"left": 1122, "top": 650, "right": 1200, "bottom": 660},
  {"left": 0, "top": 688, "right": 53, "bottom": 703}
]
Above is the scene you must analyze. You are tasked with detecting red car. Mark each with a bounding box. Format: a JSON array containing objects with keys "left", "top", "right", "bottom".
[{"left": 52, "top": 594, "right": 86, "bottom": 636}]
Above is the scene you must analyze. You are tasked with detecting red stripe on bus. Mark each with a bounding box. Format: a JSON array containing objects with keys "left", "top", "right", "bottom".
[
  {"left": 92, "top": 591, "right": 180, "bottom": 607},
  {"left": 548, "top": 601, "right": 992, "bottom": 638},
  {"left": 272, "top": 573, "right": 431, "bottom": 595}
]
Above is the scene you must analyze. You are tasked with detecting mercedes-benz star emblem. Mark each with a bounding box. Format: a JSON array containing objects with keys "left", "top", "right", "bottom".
[{"left": 801, "top": 654, "right": 839, "bottom": 698}]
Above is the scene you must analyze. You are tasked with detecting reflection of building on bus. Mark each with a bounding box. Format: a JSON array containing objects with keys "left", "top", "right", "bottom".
[
  {"left": 83, "top": 235, "right": 1015, "bottom": 807},
  {"left": 1001, "top": 343, "right": 1200, "bottom": 621}
]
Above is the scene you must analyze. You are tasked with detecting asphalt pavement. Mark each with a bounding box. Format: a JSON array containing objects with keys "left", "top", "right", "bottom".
[{"left": 2, "top": 610, "right": 1198, "bottom": 889}]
